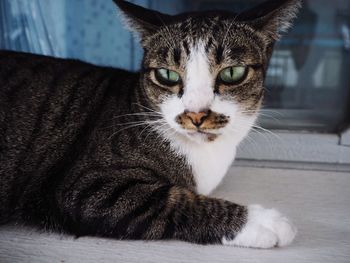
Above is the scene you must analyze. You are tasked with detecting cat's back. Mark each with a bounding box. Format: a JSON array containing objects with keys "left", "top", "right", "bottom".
[
  {"left": 0, "top": 50, "right": 134, "bottom": 143},
  {"left": 0, "top": 50, "right": 133, "bottom": 112},
  {"left": 0, "top": 50, "right": 132, "bottom": 150},
  {"left": 0, "top": 51, "right": 136, "bottom": 222},
  {"left": 0, "top": 50, "right": 135, "bottom": 167}
]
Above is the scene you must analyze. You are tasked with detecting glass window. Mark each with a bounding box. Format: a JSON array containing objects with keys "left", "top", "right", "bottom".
[{"left": 1, "top": 0, "right": 349, "bottom": 132}]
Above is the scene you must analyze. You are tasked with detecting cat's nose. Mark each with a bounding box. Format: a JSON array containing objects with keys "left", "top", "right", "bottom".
[{"left": 185, "top": 110, "right": 210, "bottom": 127}]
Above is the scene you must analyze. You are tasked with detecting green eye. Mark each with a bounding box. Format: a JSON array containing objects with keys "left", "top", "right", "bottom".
[
  {"left": 155, "top": 68, "right": 180, "bottom": 86},
  {"left": 219, "top": 66, "right": 247, "bottom": 84}
]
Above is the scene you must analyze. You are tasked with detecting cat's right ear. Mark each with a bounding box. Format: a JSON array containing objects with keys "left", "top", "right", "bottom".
[
  {"left": 113, "top": 0, "right": 171, "bottom": 39},
  {"left": 238, "top": 0, "right": 302, "bottom": 41}
]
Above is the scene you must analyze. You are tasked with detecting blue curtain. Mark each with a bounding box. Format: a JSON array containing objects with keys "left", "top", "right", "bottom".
[
  {"left": 0, "top": 0, "right": 64, "bottom": 56},
  {"left": 0, "top": 0, "right": 148, "bottom": 70}
]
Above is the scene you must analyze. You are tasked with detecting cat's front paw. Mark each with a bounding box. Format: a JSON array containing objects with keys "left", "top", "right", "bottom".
[{"left": 222, "top": 204, "right": 297, "bottom": 249}]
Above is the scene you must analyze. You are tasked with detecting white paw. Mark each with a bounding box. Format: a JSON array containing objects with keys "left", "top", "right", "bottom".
[{"left": 222, "top": 204, "right": 297, "bottom": 249}]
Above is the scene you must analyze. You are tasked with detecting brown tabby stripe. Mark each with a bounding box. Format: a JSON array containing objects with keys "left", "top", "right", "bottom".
[
  {"left": 111, "top": 185, "right": 172, "bottom": 238},
  {"left": 99, "top": 179, "right": 150, "bottom": 209}
]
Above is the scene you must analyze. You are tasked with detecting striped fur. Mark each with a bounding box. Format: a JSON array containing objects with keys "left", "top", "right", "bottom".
[{"left": 0, "top": 0, "right": 300, "bottom": 247}]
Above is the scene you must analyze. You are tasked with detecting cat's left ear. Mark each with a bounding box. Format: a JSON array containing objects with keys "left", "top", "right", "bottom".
[
  {"left": 113, "top": 0, "right": 171, "bottom": 38},
  {"left": 239, "top": 0, "right": 302, "bottom": 41}
]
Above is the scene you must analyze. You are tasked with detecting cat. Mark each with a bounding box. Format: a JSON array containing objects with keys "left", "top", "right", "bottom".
[{"left": 0, "top": 0, "right": 301, "bottom": 248}]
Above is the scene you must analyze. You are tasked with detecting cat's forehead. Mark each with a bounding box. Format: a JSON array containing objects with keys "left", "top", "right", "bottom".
[
  {"left": 154, "top": 16, "right": 254, "bottom": 44},
  {"left": 146, "top": 17, "right": 263, "bottom": 69}
]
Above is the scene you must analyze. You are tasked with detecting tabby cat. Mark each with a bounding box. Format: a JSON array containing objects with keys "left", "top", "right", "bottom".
[{"left": 0, "top": 0, "right": 301, "bottom": 248}]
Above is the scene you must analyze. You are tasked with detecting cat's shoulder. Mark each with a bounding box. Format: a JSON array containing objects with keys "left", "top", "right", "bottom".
[
  {"left": 0, "top": 50, "right": 87, "bottom": 67},
  {"left": 0, "top": 50, "right": 134, "bottom": 77}
]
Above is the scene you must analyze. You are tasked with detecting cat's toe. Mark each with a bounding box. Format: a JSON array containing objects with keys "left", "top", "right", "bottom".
[
  {"left": 222, "top": 204, "right": 297, "bottom": 248},
  {"left": 222, "top": 223, "right": 278, "bottom": 248},
  {"left": 270, "top": 213, "right": 297, "bottom": 247}
]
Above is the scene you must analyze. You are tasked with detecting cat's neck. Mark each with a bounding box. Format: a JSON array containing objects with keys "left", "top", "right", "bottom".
[{"left": 164, "top": 132, "right": 245, "bottom": 195}]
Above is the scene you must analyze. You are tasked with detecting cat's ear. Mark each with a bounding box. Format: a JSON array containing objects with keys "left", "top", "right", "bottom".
[
  {"left": 113, "top": 0, "right": 171, "bottom": 38},
  {"left": 239, "top": 0, "right": 302, "bottom": 41}
]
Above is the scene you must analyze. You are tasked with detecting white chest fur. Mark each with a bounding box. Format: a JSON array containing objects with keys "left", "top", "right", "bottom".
[
  {"left": 189, "top": 139, "right": 237, "bottom": 195},
  {"left": 169, "top": 134, "right": 239, "bottom": 195}
]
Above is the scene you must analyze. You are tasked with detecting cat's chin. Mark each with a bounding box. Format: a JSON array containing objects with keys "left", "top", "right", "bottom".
[{"left": 185, "top": 131, "right": 220, "bottom": 143}]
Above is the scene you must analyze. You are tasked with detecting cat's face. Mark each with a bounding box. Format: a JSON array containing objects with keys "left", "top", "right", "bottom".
[
  {"left": 114, "top": 0, "right": 301, "bottom": 143},
  {"left": 142, "top": 18, "right": 265, "bottom": 143}
]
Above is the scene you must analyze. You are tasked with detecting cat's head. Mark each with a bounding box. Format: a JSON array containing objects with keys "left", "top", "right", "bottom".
[{"left": 114, "top": 0, "right": 301, "bottom": 144}]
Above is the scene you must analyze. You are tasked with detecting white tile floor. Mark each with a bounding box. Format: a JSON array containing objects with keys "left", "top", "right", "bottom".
[{"left": 1, "top": 166, "right": 350, "bottom": 263}]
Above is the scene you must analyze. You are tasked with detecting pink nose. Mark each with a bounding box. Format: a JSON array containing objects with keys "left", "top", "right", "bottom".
[{"left": 185, "top": 111, "right": 210, "bottom": 127}]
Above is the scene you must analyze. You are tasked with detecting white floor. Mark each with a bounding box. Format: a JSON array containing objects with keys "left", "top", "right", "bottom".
[{"left": 1, "top": 166, "right": 350, "bottom": 263}]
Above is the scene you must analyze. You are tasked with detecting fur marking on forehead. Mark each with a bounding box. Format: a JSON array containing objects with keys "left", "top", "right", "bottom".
[{"left": 182, "top": 40, "right": 214, "bottom": 113}]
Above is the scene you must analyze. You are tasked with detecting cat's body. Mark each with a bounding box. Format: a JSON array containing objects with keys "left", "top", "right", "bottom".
[
  {"left": 0, "top": 0, "right": 301, "bottom": 248},
  {"left": 0, "top": 50, "right": 195, "bottom": 228}
]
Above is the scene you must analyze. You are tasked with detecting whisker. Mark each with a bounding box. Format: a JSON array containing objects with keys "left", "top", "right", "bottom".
[
  {"left": 240, "top": 111, "right": 281, "bottom": 122},
  {"left": 133, "top": 103, "right": 162, "bottom": 115},
  {"left": 242, "top": 109, "right": 285, "bottom": 116},
  {"left": 138, "top": 120, "right": 168, "bottom": 139},
  {"left": 110, "top": 112, "right": 162, "bottom": 120},
  {"left": 260, "top": 109, "right": 285, "bottom": 117},
  {"left": 138, "top": 123, "right": 156, "bottom": 139},
  {"left": 252, "top": 125, "right": 280, "bottom": 137},
  {"left": 228, "top": 127, "right": 258, "bottom": 148},
  {"left": 100, "top": 119, "right": 163, "bottom": 130},
  {"left": 154, "top": 127, "right": 178, "bottom": 146},
  {"left": 144, "top": 122, "right": 170, "bottom": 143},
  {"left": 108, "top": 120, "right": 165, "bottom": 140},
  {"left": 108, "top": 123, "right": 147, "bottom": 140},
  {"left": 251, "top": 125, "right": 283, "bottom": 143},
  {"left": 113, "top": 119, "right": 163, "bottom": 127}
]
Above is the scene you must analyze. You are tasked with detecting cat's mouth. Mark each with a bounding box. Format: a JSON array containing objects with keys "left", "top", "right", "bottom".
[
  {"left": 174, "top": 110, "right": 229, "bottom": 142},
  {"left": 175, "top": 111, "right": 229, "bottom": 131}
]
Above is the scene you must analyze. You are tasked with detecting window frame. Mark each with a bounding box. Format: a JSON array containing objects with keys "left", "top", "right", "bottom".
[{"left": 235, "top": 127, "right": 350, "bottom": 172}]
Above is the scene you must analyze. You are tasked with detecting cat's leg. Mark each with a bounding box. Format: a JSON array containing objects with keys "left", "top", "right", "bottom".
[
  {"left": 56, "top": 170, "right": 296, "bottom": 248},
  {"left": 159, "top": 188, "right": 296, "bottom": 248}
]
